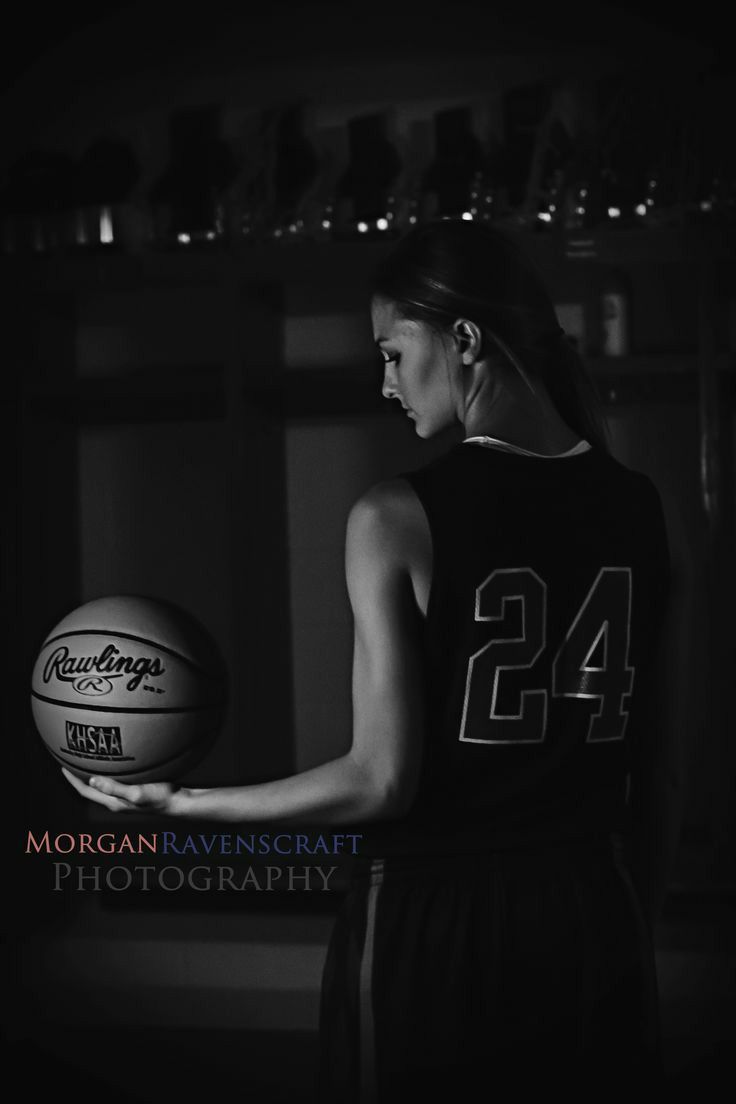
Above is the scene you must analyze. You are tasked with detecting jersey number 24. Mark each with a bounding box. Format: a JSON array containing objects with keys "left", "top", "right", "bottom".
[{"left": 458, "top": 566, "right": 634, "bottom": 746}]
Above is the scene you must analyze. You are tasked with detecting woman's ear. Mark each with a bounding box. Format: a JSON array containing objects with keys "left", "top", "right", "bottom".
[{"left": 452, "top": 318, "right": 483, "bottom": 364}]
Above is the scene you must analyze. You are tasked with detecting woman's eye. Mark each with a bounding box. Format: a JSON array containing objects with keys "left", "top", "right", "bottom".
[{"left": 382, "top": 353, "right": 400, "bottom": 368}]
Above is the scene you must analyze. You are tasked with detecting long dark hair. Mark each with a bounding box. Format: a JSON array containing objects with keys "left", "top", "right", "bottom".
[{"left": 372, "top": 219, "right": 611, "bottom": 455}]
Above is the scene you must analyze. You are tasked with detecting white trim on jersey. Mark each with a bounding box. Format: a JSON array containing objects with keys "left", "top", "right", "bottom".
[{"left": 463, "top": 435, "right": 592, "bottom": 458}]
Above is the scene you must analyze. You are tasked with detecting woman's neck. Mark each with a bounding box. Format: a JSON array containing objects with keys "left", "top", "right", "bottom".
[{"left": 461, "top": 364, "right": 580, "bottom": 454}]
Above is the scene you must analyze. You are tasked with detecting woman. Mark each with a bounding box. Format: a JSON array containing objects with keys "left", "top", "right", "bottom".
[{"left": 64, "top": 220, "right": 676, "bottom": 1100}]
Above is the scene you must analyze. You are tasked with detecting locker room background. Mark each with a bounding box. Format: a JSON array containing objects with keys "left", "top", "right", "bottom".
[{"left": 5, "top": 3, "right": 734, "bottom": 1099}]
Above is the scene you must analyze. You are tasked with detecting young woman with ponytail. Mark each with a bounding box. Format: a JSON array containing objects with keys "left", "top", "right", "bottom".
[{"left": 65, "top": 219, "right": 673, "bottom": 1100}]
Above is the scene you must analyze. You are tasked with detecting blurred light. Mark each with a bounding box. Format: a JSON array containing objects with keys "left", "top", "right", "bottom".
[
  {"left": 574, "top": 206, "right": 585, "bottom": 215},
  {"left": 646, "top": 197, "right": 654, "bottom": 207},
  {"left": 321, "top": 219, "right": 331, "bottom": 229},
  {"left": 289, "top": 224, "right": 297, "bottom": 233},
  {"left": 376, "top": 218, "right": 389, "bottom": 231},
  {"left": 177, "top": 233, "right": 191, "bottom": 244},
  {"left": 470, "top": 207, "right": 478, "bottom": 216},
  {"left": 99, "top": 206, "right": 114, "bottom": 244},
  {"left": 700, "top": 199, "right": 713, "bottom": 212},
  {"left": 409, "top": 216, "right": 417, "bottom": 224},
  {"left": 537, "top": 212, "right": 552, "bottom": 223},
  {"left": 549, "top": 204, "right": 556, "bottom": 213},
  {"left": 634, "top": 204, "right": 647, "bottom": 217},
  {"left": 357, "top": 221, "right": 369, "bottom": 233},
  {"left": 607, "top": 207, "right": 621, "bottom": 219},
  {"left": 76, "top": 212, "right": 88, "bottom": 246},
  {"left": 580, "top": 188, "right": 588, "bottom": 198},
  {"left": 205, "top": 231, "right": 216, "bottom": 241},
  {"left": 461, "top": 211, "right": 473, "bottom": 221},
  {"left": 273, "top": 228, "right": 283, "bottom": 238}
]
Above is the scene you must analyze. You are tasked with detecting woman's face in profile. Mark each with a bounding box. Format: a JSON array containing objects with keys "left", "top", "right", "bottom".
[{"left": 371, "top": 296, "right": 457, "bottom": 438}]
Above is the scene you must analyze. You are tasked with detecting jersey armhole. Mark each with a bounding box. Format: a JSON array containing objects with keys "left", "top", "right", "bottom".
[{"left": 398, "top": 471, "right": 441, "bottom": 627}]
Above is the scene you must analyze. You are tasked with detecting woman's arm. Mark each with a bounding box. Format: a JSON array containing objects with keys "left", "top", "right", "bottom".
[{"left": 63, "top": 482, "right": 426, "bottom": 824}]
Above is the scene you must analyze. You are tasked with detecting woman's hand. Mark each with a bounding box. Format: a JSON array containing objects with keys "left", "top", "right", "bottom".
[{"left": 61, "top": 767, "right": 191, "bottom": 815}]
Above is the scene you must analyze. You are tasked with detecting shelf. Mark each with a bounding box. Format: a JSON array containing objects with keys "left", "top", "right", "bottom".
[
  {"left": 246, "top": 366, "right": 385, "bottom": 418},
  {"left": 19, "top": 354, "right": 735, "bottom": 424},
  {"left": 587, "top": 355, "right": 701, "bottom": 374},
  {"left": 2, "top": 225, "right": 734, "bottom": 296},
  {"left": 591, "top": 354, "right": 736, "bottom": 406},
  {"left": 22, "top": 365, "right": 226, "bottom": 423},
  {"left": 20, "top": 367, "right": 384, "bottom": 422}
]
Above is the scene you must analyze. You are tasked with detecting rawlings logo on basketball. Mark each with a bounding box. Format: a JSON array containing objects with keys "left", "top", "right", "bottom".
[
  {"left": 43, "top": 644, "right": 166, "bottom": 693},
  {"left": 73, "top": 676, "right": 116, "bottom": 696}
]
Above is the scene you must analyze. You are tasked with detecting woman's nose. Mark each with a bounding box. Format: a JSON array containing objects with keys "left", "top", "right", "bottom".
[{"left": 382, "top": 365, "right": 397, "bottom": 400}]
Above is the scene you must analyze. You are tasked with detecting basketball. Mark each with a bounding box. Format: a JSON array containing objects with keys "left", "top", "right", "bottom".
[{"left": 31, "top": 595, "right": 228, "bottom": 784}]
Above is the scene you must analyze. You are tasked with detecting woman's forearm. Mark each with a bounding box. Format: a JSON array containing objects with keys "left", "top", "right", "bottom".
[{"left": 170, "top": 751, "right": 400, "bottom": 824}]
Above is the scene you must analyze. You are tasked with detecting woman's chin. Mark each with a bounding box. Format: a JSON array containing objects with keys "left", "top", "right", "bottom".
[{"left": 412, "top": 414, "right": 449, "bottom": 440}]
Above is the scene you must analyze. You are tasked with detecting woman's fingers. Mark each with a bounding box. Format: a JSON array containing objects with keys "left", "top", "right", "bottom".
[
  {"left": 89, "top": 776, "right": 144, "bottom": 802},
  {"left": 61, "top": 767, "right": 139, "bottom": 812},
  {"left": 61, "top": 768, "right": 173, "bottom": 811}
]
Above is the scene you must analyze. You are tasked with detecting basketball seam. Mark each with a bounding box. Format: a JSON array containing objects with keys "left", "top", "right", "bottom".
[
  {"left": 31, "top": 690, "right": 224, "bottom": 714},
  {"left": 45, "top": 741, "right": 213, "bottom": 776}
]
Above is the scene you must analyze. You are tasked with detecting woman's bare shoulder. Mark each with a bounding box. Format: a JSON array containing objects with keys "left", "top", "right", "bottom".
[
  {"left": 348, "top": 477, "right": 425, "bottom": 530},
  {"left": 346, "top": 478, "right": 429, "bottom": 565}
]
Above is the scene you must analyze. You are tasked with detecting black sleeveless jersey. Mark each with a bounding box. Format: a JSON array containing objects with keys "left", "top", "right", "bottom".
[{"left": 360, "top": 440, "right": 671, "bottom": 858}]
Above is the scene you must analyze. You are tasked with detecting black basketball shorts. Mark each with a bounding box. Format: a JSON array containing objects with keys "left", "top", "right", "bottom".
[{"left": 317, "top": 837, "right": 662, "bottom": 1102}]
